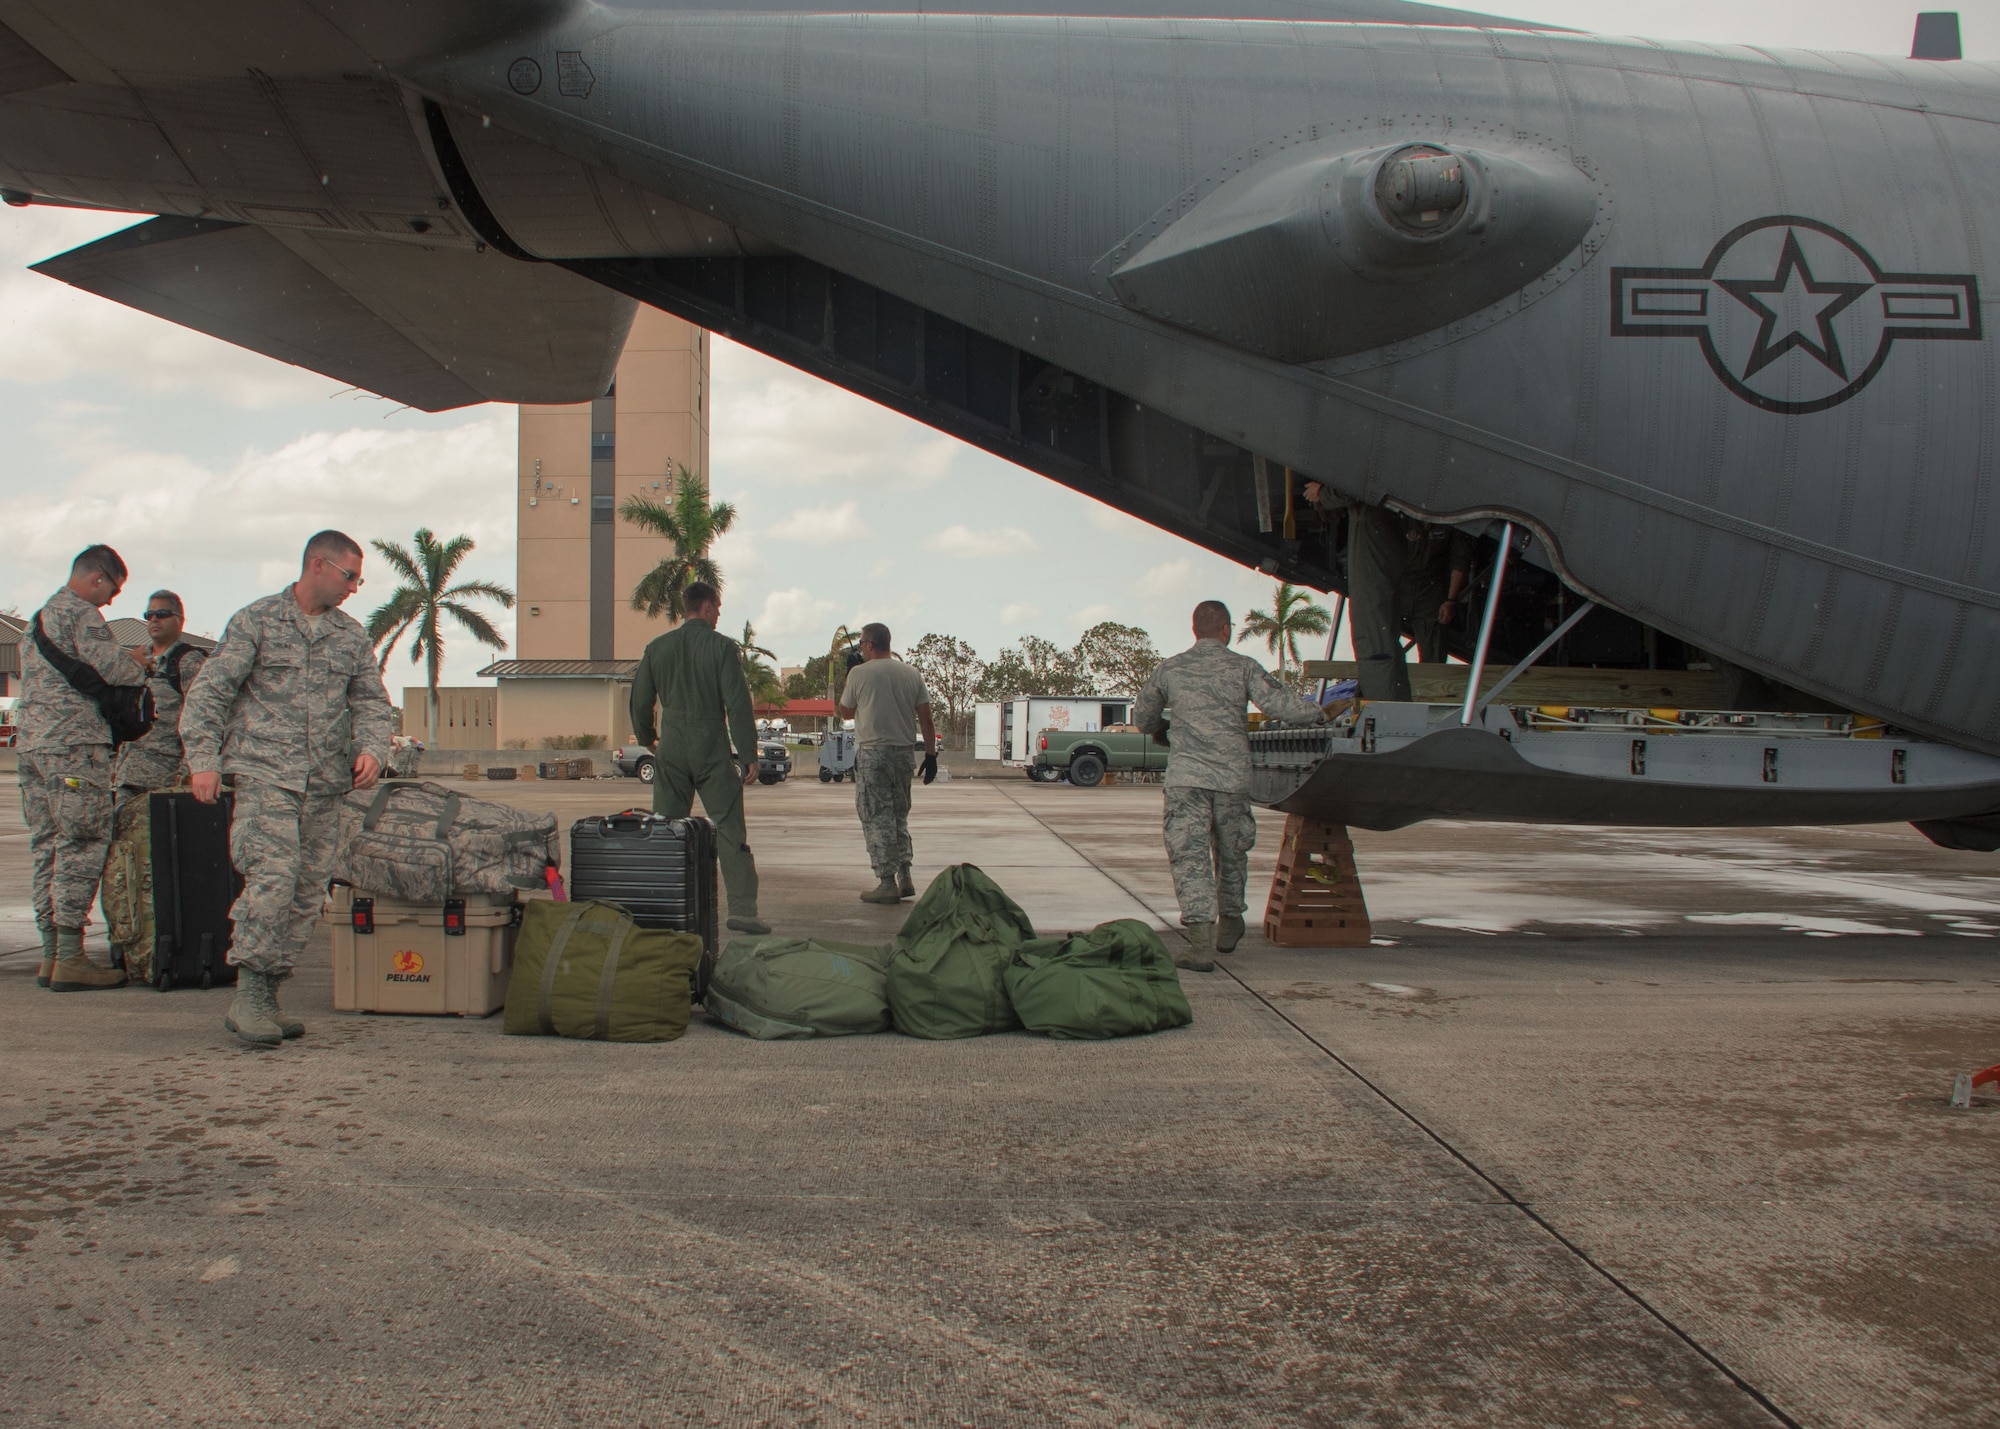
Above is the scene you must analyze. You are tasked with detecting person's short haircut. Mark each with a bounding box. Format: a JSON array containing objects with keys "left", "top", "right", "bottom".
[
  {"left": 148, "top": 589, "right": 184, "bottom": 616},
  {"left": 1192, "top": 600, "right": 1231, "bottom": 635},
  {"left": 683, "top": 580, "right": 720, "bottom": 612},
  {"left": 303, "top": 530, "right": 363, "bottom": 570},
  {"left": 860, "top": 622, "right": 891, "bottom": 653},
  {"left": 72, "top": 544, "right": 127, "bottom": 584}
]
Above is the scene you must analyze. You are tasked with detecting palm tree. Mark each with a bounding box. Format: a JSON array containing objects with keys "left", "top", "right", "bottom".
[
  {"left": 740, "top": 621, "right": 784, "bottom": 705},
  {"left": 1238, "top": 580, "right": 1332, "bottom": 676},
  {"left": 825, "top": 623, "right": 860, "bottom": 709},
  {"left": 621, "top": 465, "right": 736, "bottom": 620},
  {"left": 367, "top": 529, "right": 515, "bottom": 744}
]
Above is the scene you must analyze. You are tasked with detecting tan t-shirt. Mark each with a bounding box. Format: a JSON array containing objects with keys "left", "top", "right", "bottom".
[{"left": 842, "top": 658, "right": 930, "bottom": 747}]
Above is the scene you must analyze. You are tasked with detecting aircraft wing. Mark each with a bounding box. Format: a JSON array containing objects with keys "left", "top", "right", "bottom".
[{"left": 32, "top": 215, "right": 635, "bottom": 410}]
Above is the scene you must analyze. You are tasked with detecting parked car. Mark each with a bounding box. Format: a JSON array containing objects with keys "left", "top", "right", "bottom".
[
  {"left": 757, "top": 740, "right": 793, "bottom": 785},
  {"left": 1031, "top": 729, "right": 1166, "bottom": 787},
  {"left": 610, "top": 744, "right": 657, "bottom": 783}
]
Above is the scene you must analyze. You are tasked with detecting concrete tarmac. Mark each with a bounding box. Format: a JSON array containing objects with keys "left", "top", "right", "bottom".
[{"left": 2, "top": 771, "right": 1995, "bottom": 1426}]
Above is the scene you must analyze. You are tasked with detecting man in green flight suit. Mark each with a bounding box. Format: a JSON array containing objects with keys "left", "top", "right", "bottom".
[{"left": 629, "top": 581, "right": 770, "bottom": 934}]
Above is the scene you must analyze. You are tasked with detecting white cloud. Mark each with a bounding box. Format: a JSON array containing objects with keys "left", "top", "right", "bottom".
[
  {"left": 769, "top": 500, "right": 868, "bottom": 544},
  {"left": 998, "top": 603, "right": 1041, "bottom": 627},
  {"left": 713, "top": 342, "right": 955, "bottom": 489},
  {"left": 754, "top": 587, "right": 837, "bottom": 645},
  {"left": 9, "top": 415, "right": 513, "bottom": 583},
  {"left": 925, "top": 524, "right": 1036, "bottom": 558},
  {"left": 1072, "top": 604, "right": 1117, "bottom": 627},
  {"left": 1135, "top": 559, "right": 1196, "bottom": 599}
]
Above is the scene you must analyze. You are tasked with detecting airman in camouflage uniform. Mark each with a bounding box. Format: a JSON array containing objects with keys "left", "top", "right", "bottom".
[
  {"left": 113, "top": 591, "right": 206, "bottom": 794},
  {"left": 181, "top": 532, "right": 397, "bottom": 1048},
  {"left": 838, "top": 623, "right": 939, "bottom": 903},
  {"left": 18, "top": 545, "right": 146, "bottom": 991},
  {"left": 103, "top": 592, "right": 208, "bottom": 980},
  {"left": 1134, "top": 600, "right": 1325, "bottom": 970},
  {"left": 630, "top": 581, "right": 769, "bottom": 934}
]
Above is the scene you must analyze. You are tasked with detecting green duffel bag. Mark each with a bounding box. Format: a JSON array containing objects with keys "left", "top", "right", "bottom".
[
  {"left": 504, "top": 899, "right": 703, "bottom": 1043},
  {"left": 704, "top": 937, "right": 895, "bottom": 1040},
  {"left": 1004, "top": 919, "right": 1194, "bottom": 1040},
  {"left": 887, "top": 864, "right": 1034, "bottom": 1040}
]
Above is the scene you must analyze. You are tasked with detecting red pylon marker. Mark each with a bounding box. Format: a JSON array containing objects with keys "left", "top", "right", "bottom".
[{"left": 1262, "top": 816, "right": 1372, "bottom": 948}]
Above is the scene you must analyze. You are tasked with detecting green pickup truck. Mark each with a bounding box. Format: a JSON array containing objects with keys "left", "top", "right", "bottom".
[{"left": 1030, "top": 729, "right": 1166, "bottom": 787}]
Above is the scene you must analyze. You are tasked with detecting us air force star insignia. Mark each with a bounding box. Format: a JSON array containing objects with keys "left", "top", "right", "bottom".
[{"left": 1610, "top": 216, "right": 1980, "bottom": 415}]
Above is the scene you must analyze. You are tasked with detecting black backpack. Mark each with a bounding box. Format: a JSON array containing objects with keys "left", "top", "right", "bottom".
[
  {"left": 32, "top": 613, "right": 156, "bottom": 749},
  {"left": 161, "top": 641, "right": 198, "bottom": 694}
]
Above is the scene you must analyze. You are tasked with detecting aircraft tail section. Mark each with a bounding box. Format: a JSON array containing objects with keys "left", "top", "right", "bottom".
[{"left": 32, "top": 216, "right": 634, "bottom": 410}]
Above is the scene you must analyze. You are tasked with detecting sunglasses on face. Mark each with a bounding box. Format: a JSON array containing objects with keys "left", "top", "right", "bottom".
[
  {"left": 144, "top": 610, "right": 179, "bottom": 620},
  {"left": 321, "top": 558, "right": 364, "bottom": 586}
]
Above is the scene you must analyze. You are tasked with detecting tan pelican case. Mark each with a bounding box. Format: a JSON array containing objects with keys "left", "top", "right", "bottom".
[{"left": 327, "top": 884, "right": 521, "bottom": 1016}]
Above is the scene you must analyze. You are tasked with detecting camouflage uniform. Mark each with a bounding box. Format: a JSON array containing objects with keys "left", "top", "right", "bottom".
[
  {"left": 631, "top": 619, "right": 760, "bottom": 917},
  {"left": 17, "top": 588, "right": 144, "bottom": 934},
  {"left": 178, "top": 590, "right": 397, "bottom": 976},
  {"left": 843, "top": 659, "right": 929, "bottom": 882},
  {"left": 853, "top": 746, "right": 914, "bottom": 880},
  {"left": 1134, "top": 639, "right": 1324, "bottom": 925},
  {"left": 114, "top": 644, "right": 206, "bottom": 793}
]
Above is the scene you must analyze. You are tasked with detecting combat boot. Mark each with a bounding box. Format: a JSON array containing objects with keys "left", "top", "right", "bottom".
[
  {"left": 268, "top": 972, "right": 306, "bottom": 1040},
  {"left": 1217, "top": 914, "right": 1247, "bottom": 954},
  {"left": 860, "top": 877, "right": 903, "bottom": 904},
  {"left": 725, "top": 913, "right": 772, "bottom": 935},
  {"left": 1175, "top": 922, "right": 1217, "bottom": 972},
  {"left": 35, "top": 926, "right": 55, "bottom": 989},
  {"left": 224, "top": 969, "right": 284, "bottom": 1048},
  {"left": 47, "top": 929, "right": 127, "bottom": 992},
  {"left": 897, "top": 865, "right": 916, "bottom": 899}
]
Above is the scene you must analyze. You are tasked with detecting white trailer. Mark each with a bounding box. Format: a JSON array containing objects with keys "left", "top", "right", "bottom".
[{"left": 975, "top": 695, "right": 1135, "bottom": 770}]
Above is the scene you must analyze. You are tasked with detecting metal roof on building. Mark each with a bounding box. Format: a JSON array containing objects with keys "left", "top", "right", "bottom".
[
  {"left": 477, "top": 659, "right": 638, "bottom": 680},
  {"left": 107, "top": 618, "right": 219, "bottom": 652}
]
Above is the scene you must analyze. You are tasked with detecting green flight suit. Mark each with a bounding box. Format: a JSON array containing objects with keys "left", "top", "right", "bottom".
[{"left": 630, "top": 619, "right": 761, "bottom": 918}]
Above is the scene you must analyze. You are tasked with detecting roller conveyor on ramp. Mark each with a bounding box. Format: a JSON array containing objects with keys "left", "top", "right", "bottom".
[{"left": 6, "top": 776, "right": 1995, "bottom": 1426}]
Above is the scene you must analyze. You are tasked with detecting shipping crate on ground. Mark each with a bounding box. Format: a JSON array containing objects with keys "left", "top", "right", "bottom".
[{"left": 327, "top": 884, "right": 522, "bottom": 1016}]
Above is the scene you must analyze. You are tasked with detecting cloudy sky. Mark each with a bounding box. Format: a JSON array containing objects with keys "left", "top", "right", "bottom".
[{"left": 3, "top": 0, "right": 1991, "bottom": 697}]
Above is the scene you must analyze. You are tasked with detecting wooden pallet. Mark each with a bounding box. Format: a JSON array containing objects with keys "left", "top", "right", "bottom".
[{"left": 1262, "top": 816, "right": 1372, "bottom": 948}]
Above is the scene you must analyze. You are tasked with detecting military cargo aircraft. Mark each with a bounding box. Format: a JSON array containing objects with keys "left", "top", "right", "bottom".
[{"left": 9, "top": 1, "right": 2000, "bottom": 842}]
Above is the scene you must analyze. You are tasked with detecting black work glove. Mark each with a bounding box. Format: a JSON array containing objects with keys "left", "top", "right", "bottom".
[
  {"left": 920, "top": 752, "right": 938, "bottom": 785},
  {"left": 1150, "top": 720, "right": 1171, "bottom": 748}
]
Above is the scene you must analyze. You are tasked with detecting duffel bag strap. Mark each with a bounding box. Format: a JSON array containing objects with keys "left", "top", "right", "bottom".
[
  {"left": 536, "top": 904, "right": 591, "bottom": 1036},
  {"left": 433, "top": 792, "right": 461, "bottom": 840},
  {"left": 361, "top": 783, "right": 399, "bottom": 831},
  {"left": 592, "top": 921, "right": 634, "bottom": 1041}
]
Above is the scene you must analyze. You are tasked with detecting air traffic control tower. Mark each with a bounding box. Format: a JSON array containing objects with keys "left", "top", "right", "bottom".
[{"left": 480, "top": 307, "right": 712, "bottom": 749}]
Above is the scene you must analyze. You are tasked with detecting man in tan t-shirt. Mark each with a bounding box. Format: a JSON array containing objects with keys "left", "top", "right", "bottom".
[{"left": 838, "top": 622, "right": 938, "bottom": 903}]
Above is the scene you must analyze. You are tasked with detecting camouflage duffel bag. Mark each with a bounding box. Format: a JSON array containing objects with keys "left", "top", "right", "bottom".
[
  {"left": 101, "top": 792, "right": 157, "bottom": 981},
  {"left": 505, "top": 900, "right": 704, "bottom": 1042},
  {"left": 334, "top": 780, "right": 559, "bottom": 903}
]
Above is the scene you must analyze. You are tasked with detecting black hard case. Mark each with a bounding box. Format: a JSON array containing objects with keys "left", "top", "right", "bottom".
[
  {"left": 148, "top": 790, "right": 241, "bottom": 991},
  {"left": 567, "top": 812, "right": 719, "bottom": 998}
]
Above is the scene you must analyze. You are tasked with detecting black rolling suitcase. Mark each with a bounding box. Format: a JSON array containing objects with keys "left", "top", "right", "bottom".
[
  {"left": 568, "top": 811, "right": 719, "bottom": 999},
  {"left": 149, "top": 790, "right": 241, "bottom": 991}
]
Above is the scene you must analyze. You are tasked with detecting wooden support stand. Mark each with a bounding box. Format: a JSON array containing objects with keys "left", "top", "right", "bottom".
[{"left": 1262, "top": 816, "right": 1372, "bottom": 947}]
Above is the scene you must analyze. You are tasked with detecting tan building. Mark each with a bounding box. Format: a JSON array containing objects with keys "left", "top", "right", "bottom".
[{"left": 487, "top": 308, "right": 711, "bottom": 748}]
